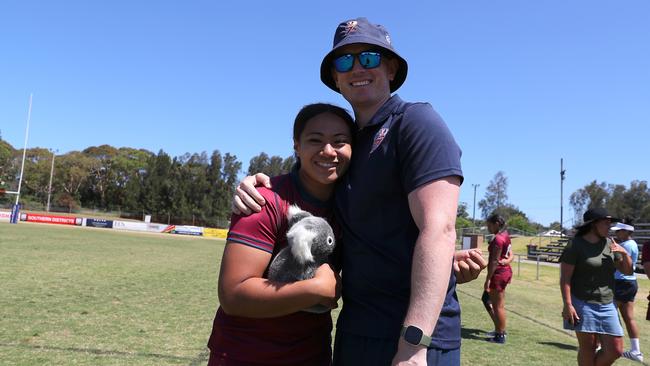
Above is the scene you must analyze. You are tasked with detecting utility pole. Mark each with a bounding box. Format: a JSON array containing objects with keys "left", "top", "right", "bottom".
[
  {"left": 560, "top": 158, "right": 566, "bottom": 237},
  {"left": 472, "top": 183, "right": 480, "bottom": 223},
  {"left": 46, "top": 149, "right": 57, "bottom": 212}
]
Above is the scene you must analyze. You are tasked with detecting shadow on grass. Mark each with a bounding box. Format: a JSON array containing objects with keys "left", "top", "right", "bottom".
[
  {"left": 0, "top": 342, "right": 209, "bottom": 363},
  {"left": 461, "top": 327, "right": 488, "bottom": 340},
  {"left": 538, "top": 341, "right": 578, "bottom": 351}
]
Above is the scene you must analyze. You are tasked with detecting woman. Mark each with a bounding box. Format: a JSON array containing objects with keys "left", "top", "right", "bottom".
[
  {"left": 206, "top": 103, "right": 354, "bottom": 365},
  {"left": 483, "top": 213, "right": 513, "bottom": 344},
  {"left": 612, "top": 220, "right": 643, "bottom": 362},
  {"left": 560, "top": 208, "right": 633, "bottom": 366}
]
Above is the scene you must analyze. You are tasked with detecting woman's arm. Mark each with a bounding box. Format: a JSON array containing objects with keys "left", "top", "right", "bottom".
[
  {"left": 218, "top": 242, "right": 340, "bottom": 318},
  {"left": 484, "top": 244, "right": 502, "bottom": 291},
  {"left": 560, "top": 262, "right": 579, "bottom": 324},
  {"left": 498, "top": 247, "right": 514, "bottom": 265}
]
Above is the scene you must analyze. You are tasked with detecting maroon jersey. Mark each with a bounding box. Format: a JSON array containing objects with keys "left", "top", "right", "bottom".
[
  {"left": 207, "top": 172, "right": 336, "bottom": 366},
  {"left": 489, "top": 231, "right": 512, "bottom": 266}
]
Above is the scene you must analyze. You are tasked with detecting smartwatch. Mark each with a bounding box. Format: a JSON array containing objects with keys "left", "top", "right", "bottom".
[{"left": 401, "top": 325, "right": 432, "bottom": 347}]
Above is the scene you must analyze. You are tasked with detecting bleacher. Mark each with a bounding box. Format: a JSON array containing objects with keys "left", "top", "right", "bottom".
[{"left": 527, "top": 238, "right": 569, "bottom": 262}]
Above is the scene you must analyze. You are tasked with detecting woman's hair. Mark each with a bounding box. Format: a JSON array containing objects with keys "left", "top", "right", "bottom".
[
  {"left": 293, "top": 103, "right": 355, "bottom": 142},
  {"left": 486, "top": 213, "right": 506, "bottom": 229},
  {"left": 574, "top": 223, "right": 592, "bottom": 237}
]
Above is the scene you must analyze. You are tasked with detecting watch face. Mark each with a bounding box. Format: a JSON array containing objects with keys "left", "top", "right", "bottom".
[{"left": 404, "top": 326, "right": 423, "bottom": 345}]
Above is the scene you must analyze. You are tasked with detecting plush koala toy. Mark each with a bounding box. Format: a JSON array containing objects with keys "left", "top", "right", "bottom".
[{"left": 267, "top": 205, "right": 336, "bottom": 313}]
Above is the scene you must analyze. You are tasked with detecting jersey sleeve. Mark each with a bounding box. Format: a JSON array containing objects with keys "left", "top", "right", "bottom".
[
  {"left": 560, "top": 240, "right": 578, "bottom": 265},
  {"left": 397, "top": 103, "right": 463, "bottom": 194},
  {"left": 226, "top": 188, "right": 284, "bottom": 254}
]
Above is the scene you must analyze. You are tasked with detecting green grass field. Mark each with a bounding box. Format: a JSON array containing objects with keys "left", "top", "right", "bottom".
[{"left": 1, "top": 223, "right": 648, "bottom": 365}]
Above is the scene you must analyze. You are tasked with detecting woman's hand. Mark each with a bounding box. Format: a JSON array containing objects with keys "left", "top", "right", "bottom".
[
  {"left": 312, "top": 264, "right": 341, "bottom": 309},
  {"left": 562, "top": 303, "right": 580, "bottom": 325},
  {"left": 609, "top": 239, "right": 629, "bottom": 257}
]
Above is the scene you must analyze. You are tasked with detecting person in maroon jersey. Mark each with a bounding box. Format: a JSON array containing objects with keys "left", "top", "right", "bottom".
[
  {"left": 207, "top": 103, "right": 354, "bottom": 366},
  {"left": 483, "top": 213, "right": 513, "bottom": 344}
]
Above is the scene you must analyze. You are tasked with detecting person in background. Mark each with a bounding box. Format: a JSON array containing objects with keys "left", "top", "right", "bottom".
[
  {"left": 231, "top": 17, "right": 488, "bottom": 366},
  {"left": 206, "top": 103, "right": 354, "bottom": 365},
  {"left": 560, "top": 208, "right": 634, "bottom": 366},
  {"left": 482, "top": 213, "right": 513, "bottom": 344},
  {"left": 612, "top": 220, "right": 643, "bottom": 362}
]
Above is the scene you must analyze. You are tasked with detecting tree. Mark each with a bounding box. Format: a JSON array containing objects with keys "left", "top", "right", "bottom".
[
  {"left": 457, "top": 202, "right": 470, "bottom": 219},
  {"left": 247, "top": 152, "right": 294, "bottom": 177},
  {"left": 478, "top": 171, "right": 509, "bottom": 219},
  {"left": 569, "top": 180, "right": 609, "bottom": 223},
  {"left": 507, "top": 214, "right": 536, "bottom": 234}
]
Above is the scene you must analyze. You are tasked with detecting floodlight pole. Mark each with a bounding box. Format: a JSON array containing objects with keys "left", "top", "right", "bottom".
[
  {"left": 46, "top": 149, "right": 57, "bottom": 212},
  {"left": 15, "top": 94, "right": 33, "bottom": 206},
  {"left": 472, "top": 183, "right": 480, "bottom": 223},
  {"left": 560, "top": 158, "right": 566, "bottom": 237}
]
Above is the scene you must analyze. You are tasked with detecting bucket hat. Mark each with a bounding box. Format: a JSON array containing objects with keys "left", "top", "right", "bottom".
[
  {"left": 578, "top": 208, "right": 620, "bottom": 229},
  {"left": 320, "top": 17, "right": 408, "bottom": 93}
]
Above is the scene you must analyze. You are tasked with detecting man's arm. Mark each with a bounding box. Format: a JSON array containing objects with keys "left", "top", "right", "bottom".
[{"left": 392, "top": 176, "right": 460, "bottom": 365}]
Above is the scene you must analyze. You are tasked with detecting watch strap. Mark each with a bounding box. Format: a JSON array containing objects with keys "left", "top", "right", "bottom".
[{"left": 400, "top": 325, "right": 432, "bottom": 347}]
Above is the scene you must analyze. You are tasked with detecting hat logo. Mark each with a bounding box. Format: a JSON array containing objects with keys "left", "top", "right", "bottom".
[
  {"left": 385, "top": 34, "right": 391, "bottom": 44},
  {"left": 343, "top": 20, "right": 358, "bottom": 36}
]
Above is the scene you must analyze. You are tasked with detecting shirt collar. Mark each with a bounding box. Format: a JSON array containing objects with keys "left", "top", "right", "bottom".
[{"left": 363, "top": 94, "right": 404, "bottom": 128}]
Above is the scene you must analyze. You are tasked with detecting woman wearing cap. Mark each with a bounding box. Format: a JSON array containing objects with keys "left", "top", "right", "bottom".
[
  {"left": 483, "top": 213, "right": 513, "bottom": 344},
  {"left": 560, "top": 208, "right": 634, "bottom": 366},
  {"left": 612, "top": 219, "right": 643, "bottom": 362}
]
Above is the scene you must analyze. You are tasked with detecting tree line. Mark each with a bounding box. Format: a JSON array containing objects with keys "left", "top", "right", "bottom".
[
  {"left": 3, "top": 134, "right": 647, "bottom": 232},
  {"left": 0, "top": 136, "right": 294, "bottom": 228},
  {"left": 457, "top": 171, "right": 650, "bottom": 234}
]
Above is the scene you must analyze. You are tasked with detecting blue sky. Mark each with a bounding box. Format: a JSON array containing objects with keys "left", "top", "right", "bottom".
[{"left": 1, "top": 1, "right": 648, "bottom": 226}]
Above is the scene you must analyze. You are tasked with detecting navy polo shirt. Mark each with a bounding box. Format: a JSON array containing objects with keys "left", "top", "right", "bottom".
[{"left": 335, "top": 95, "right": 463, "bottom": 350}]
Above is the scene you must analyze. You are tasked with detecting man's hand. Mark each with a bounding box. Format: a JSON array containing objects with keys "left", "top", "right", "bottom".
[
  {"left": 391, "top": 340, "right": 427, "bottom": 365},
  {"left": 231, "top": 173, "right": 272, "bottom": 215},
  {"left": 453, "top": 249, "right": 487, "bottom": 284}
]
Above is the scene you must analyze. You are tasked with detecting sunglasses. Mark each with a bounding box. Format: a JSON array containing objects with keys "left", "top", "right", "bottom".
[{"left": 333, "top": 51, "right": 382, "bottom": 73}]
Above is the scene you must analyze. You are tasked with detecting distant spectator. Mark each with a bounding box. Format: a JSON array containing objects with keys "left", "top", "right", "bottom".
[
  {"left": 612, "top": 220, "right": 643, "bottom": 362},
  {"left": 560, "top": 208, "right": 633, "bottom": 366},
  {"left": 483, "top": 213, "right": 513, "bottom": 344}
]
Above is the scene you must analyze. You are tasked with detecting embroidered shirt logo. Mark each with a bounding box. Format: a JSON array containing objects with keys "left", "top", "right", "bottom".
[
  {"left": 370, "top": 127, "right": 389, "bottom": 154},
  {"left": 342, "top": 20, "right": 358, "bottom": 36}
]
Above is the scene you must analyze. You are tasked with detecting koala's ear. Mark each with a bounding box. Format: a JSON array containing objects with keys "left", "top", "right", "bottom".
[
  {"left": 287, "top": 205, "right": 312, "bottom": 228},
  {"left": 286, "top": 223, "right": 316, "bottom": 264}
]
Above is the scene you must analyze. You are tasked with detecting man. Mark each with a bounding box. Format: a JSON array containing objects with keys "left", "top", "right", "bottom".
[{"left": 234, "top": 18, "right": 483, "bottom": 365}]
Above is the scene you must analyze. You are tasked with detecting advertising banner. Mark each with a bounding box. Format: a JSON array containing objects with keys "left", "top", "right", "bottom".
[
  {"left": 25, "top": 214, "right": 79, "bottom": 225},
  {"left": 85, "top": 218, "right": 114, "bottom": 229},
  {"left": 203, "top": 228, "right": 228, "bottom": 238},
  {"left": 112, "top": 220, "right": 170, "bottom": 233},
  {"left": 0, "top": 210, "right": 10, "bottom": 222},
  {"left": 172, "top": 225, "right": 203, "bottom": 236}
]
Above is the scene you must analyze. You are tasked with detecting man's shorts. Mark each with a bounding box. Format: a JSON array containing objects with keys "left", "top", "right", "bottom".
[
  {"left": 489, "top": 266, "right": 512, "bottom": 292},
  {"left": 614, "top": 279, "right": 638, "bottom": 303}
]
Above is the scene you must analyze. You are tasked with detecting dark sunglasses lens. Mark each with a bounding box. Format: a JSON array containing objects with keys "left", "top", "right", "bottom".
[
  {"left": 358, "top": 52, "right": 381, "bottom": 69},
  {"left": 334, "top": 54, "right": 354, "bottom": 72}
]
